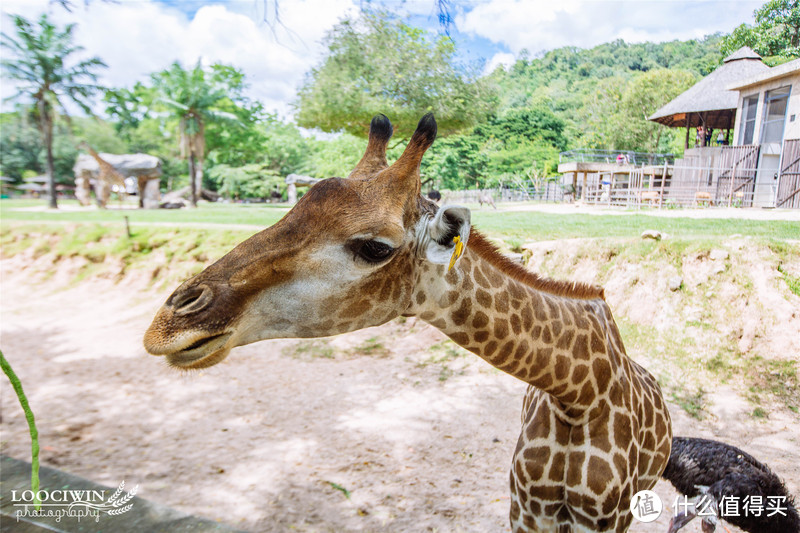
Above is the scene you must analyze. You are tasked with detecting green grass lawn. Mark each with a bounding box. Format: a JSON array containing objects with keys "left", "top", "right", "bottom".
[
  {"left": 471, "top": 210, "right": 800, "bottom": 241},
  {"left": 2, "top": 198, "right": 799, "bottom": 241},
  {"left": 0, "top": 199, "right": 288, "bottom": 227}
]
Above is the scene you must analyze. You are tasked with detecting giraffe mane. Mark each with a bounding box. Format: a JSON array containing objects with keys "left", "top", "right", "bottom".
[{"left": 467, "top": 230, "right": 605, "bottom": 301}]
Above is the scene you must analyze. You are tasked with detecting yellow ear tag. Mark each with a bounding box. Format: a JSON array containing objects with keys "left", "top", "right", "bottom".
[{"left": 447, "top": 235, "right": 464, "bottom": 272}]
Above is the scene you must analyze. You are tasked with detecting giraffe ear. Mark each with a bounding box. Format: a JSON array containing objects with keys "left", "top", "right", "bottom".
[{"left": 423, "top": 205, "right": 471, "bottom": 266}]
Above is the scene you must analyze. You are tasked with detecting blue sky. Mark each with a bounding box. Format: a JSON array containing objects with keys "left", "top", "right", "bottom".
[{"left": 1, "top": 0, "right": 766, "bottom": 116}]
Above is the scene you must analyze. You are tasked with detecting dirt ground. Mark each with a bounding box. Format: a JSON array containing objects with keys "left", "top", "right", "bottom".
[{"left": 1, "top": 242, "right": 798, "bottom": 533}]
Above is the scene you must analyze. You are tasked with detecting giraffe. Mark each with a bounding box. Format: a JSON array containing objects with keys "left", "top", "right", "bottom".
[
  {"left": 143, "top": 113, "right": 673, "bottom": 532},
  {"left": 79, "top": 143, "right": 128, "bottom": 208}
]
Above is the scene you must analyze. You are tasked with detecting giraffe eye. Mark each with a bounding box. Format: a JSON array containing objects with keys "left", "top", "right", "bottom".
[{"left": 354, "top": 240, "right": 395, "bottom": 263}]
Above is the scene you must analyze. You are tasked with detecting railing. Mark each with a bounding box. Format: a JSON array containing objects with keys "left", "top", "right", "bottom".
[
  {"left": 438, "top": 184, "right": 565, "bottom": 204},
  {"left": 440, "top": 153, "right": 797, "bottom": 208},
  {"left": 559, "top": 149, "right": 675, "bottom": 166},
  {"left": 777, "top": 139, "right": 800, "bottom": 208},
  {"left": 575, "top": 163, "right": 775, "bottom": 208}
]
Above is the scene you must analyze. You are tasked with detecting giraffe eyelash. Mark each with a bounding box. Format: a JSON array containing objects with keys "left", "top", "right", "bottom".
[{"left": 348, "top": 239, "right": 395, "bottom": 264}]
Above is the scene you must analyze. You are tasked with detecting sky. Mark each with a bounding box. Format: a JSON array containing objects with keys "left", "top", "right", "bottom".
[{"left": 0, "top": 0, "right": 766, "bottom": 118}]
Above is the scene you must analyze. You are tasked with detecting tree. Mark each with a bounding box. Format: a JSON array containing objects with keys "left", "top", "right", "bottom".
[
  {"left": 0, "top": 14, "right": 106, "bottom": 208},
  {"left": 580, "top": 69, "right": 696, "bottom": 153},
  {"left": 295, "top": 12, "right": 496, "bottom": 139},
  {"left": 618, "top": 69, "right": 697, "bottom": 153},
  {"left": 421, "top": 134, "right": 488, "bottom": 189},
  {"left": 151, "top": 61, "right": 240, "bottom": 207},
  {"left": 0, "top": 112, "right": 41, "bottom": 181},
  {"left": 721, "top": 0, "right": 800, "bottom": 61},
  {"left": 104, "top": 82, "right": 157, "bottom": 141}
]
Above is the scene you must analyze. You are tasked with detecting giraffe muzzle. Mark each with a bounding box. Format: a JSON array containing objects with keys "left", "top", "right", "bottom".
[
  {"left": 162, "top": 331, "right": 234, "bottom": 369},
  {"left": 169, "top": 284, "right": 214, "bottom": 316}
]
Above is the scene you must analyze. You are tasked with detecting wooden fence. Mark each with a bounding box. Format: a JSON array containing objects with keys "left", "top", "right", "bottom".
[
  {"left": 777, "top": 139, "right": 800, "bottom": 209},
  {"left": 714, "top": 145, "right": 760, "bottom": 207}
]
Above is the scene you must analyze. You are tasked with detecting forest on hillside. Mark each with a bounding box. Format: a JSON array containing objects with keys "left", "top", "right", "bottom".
[{"left": 1, "top": 1, "right": 797, "bottom": 199}]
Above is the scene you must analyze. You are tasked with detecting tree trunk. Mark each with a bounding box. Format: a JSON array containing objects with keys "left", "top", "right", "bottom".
[
  {"left": 40, "top": 100, "right": 57, "bottom": 209},
  {"left": 194, "top": 158, "right": 204, "bottom": 198},
  {"left": 188, "top": 151, "right": 198, "bottom": 208}
]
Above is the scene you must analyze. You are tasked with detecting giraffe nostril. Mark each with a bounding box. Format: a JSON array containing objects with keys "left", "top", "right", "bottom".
[{"left": 170, "top": 285, "right": 214, "bottom": 315}]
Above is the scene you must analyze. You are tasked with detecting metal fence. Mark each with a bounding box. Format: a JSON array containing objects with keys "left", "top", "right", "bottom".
[
  {"left": 439, "top": 155, "right": 792, "bottom": 209},
  {"left": 559, "top": 149, "right": 675, "bottom": 166},
  {"left": 575, "top": 164, "right": 777, "bottom": 208},
  {"left": 441, "top": 184, "right": 565, "bottom": 204}
]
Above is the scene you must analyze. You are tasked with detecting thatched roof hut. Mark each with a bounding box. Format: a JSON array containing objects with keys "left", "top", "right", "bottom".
[{"left": 648, "top": 47, "right": 770, "bottom": 132}]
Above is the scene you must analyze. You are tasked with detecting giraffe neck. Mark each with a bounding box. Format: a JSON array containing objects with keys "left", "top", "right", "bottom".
[
  {"left": 86, "top": 147, "right": 101, "bottom": 160},
  {"left": 410, "top": 232, "right": 623, "bottom": 414}
]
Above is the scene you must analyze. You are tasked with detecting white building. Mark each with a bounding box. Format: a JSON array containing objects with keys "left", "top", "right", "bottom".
[
  {"left": 729, "top": 59, "right": 799, "bottom": 208},
  {"left": 646, "top": 48, "right": 800, "bottom": 208}
]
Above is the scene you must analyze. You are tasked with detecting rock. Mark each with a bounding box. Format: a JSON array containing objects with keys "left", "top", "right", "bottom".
[
  {"left": 641, "top": 230, "right": 662, "bottom": 241},
  {"left": 668, "top": 276, "right": 683, "bottom": 291},
  {"left": 285, "top": 175, "right": 323, "bottom": 203},
  {"left": 142, "top": 177, "right": 161, "bottom": 209},
  {"left": 285, "top": 173, "right": 322, "bottom": 187},
  {"left": 738, "top": 316, "right": 758, "bottom": 353},
  {"left": 712, "top": 263, "right": 726, "bottom": 275},
  {"left": 73, "top": 152, "right": 161, "bottom": 176},
  {"left": 710, "top": 249, "right": 729, "bottom": 261},
  {"left": 73, "top": 152, "right": 162, "bottom": 209}
]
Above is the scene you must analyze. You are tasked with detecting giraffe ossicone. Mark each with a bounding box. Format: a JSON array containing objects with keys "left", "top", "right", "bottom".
[{"left": 144, "top": 113, "right": 673, "bottom": 532}]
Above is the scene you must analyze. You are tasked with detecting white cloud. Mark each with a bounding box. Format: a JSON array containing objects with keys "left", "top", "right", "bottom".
[
  {"left": 0, "top": 0, "right": 770, "bottom": 118},
  {"left": 458, "top": 0, "right": 764, "bottom": 56},
  {"left": 484, "top": 52, "right": 516, "bottom": 74},
  {"left": 0, "top": 0, "right": 357, "bottom": 116}
]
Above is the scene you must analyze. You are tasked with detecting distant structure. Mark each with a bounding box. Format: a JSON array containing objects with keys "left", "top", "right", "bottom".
[
  {"left": 77, "top": 144, "right": 128, "bottom": 208},
  {"left": 727, "top": 58, "right": 800, "bottom": 208},
  {"left": 73, "top": 150, "right": 162, "bottom": 208},
  {"left": 285, "top": 174, "right": 321, "bottom": 203},
  {"left": 558, "top": 48, "right": 799, "bottom": 209},
  {"left": 650, "top": 48, "right": 799, "bottom": 208},
  {"left": 649, "top": 47, "right": 771, "bottom": 149}
]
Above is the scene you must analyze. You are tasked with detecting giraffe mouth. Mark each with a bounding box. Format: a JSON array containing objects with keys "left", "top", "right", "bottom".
[{"left": 165, "top": 332, "right": 233, "bottom": 369}]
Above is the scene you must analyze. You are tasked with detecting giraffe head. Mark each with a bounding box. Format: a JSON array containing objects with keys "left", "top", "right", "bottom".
[{"left": 144, "top": 114, "right": 471, "bottom": 369}]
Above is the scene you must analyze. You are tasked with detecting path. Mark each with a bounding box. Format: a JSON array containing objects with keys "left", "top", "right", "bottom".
[{"left": 0, "top": 256, "right": 797, "bottom": 532}]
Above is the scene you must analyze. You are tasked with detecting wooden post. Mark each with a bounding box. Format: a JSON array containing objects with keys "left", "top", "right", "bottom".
[
  {"left": 572, "top": 172, "right": 578, "bottom": 201},
  {"left": 685, "top": 121, "right": 691, "bottom": 150},
  {"left": 700, "top": 114, "right": 707, "bottom": 147},
  {"left": 609, "top": 173, "right": 614, "bottom": 206},
  {"left": 580, "top": 172, "right": 586, "bottom": 201},
  {"left": 659, "top": 163, "right": 667, "bottom": 209},
  {"left": 124, "top": 216, "right": 132, "bottom": 239},
  {"left": 728, "top": 162, "right": 737, "bottom": 207}
]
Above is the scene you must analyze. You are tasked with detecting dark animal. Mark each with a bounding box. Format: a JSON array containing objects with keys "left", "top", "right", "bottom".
[
  {"left": 663, "top": 437, "right": 800, "bottom": 533},
  {"left": 427, "top": 189, "right": 441, "bottom": 202}
]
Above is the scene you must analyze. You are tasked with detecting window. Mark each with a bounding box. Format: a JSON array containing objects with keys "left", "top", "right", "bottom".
[
  {"left": 739, "top": 95, "right": 758, "bottom": 145},
  {"left": 760, "top": 86, "right": 791, "bottom": 144}
]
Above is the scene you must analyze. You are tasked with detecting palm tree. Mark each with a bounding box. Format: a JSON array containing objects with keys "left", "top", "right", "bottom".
[
  {"left": 153, "top": 61, "right": 237, "bottom": 207},
  {"left": 1, "top": 14, "right": 106, "bottom": 208}
]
